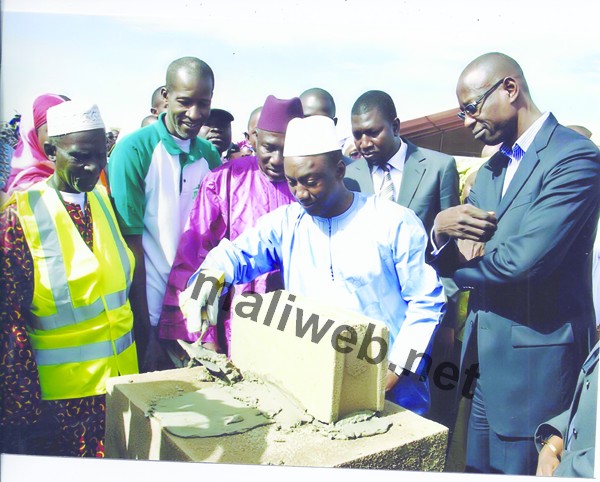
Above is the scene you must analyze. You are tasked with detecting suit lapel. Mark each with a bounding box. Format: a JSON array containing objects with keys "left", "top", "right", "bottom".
[
  {"left": 398, "top": 140, "right": 425, "bottom": 207},
  {"left": 482, "top": 152, "right": 509, "bottom": 210},
  {"left": 354, "top": 158, "right": 375, "bottom": 195},
  {"left": 495, "top": 115, "right": 557, "bottom": 221},
  {"left": 495, "top": 150, "right": 540, "bottom": 220}
]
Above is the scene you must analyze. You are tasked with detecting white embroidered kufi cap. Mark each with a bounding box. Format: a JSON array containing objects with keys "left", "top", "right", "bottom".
[
  {"left": 283, "top": 115, "right": 341, "bottom": 157},
  {"left": 46, "top": 101, "right": 105, "bottom": 137}
]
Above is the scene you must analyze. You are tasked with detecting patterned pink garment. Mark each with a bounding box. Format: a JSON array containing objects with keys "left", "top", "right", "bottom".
[{"left": 158, "top": 155, "right": 296, "bottom": 354}]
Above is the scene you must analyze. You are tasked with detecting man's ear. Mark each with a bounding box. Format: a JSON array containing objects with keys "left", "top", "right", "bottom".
[
  {"left": 44, "top": 141, "right": 57, "bottom": 161},
  {"left": 335, "top": 156, "right": 346, "bottom": 179},
  {"left": 392, "top": 117, "right": 401, "bottom": 137},
  {"left": 503, "top": 77, "right": 519, "bottom": 105},
  {"left": 161, "top": 87, "right": 168, "bottom": 102}
]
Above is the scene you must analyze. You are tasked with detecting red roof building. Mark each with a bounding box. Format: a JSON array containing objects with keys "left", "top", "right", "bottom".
[{"left": 402, "top": 108, "right": 485, "bottom": 157}]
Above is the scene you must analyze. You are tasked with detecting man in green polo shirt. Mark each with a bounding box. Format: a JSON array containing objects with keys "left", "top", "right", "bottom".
[{"left": 108, "top": 57, "right": 221, "bottom": 372}]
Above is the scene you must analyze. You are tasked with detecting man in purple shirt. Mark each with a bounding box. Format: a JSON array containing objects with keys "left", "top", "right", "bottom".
[{"left": 158, "top": 95, "right": 303, "bottom": 356}]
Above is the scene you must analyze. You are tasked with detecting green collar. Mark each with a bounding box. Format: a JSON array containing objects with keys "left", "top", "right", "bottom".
[{"left": 154, "top": 112, "right": 218, "bottom": 168}]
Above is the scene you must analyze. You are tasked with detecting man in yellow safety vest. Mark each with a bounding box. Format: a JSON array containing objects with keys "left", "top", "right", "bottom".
[{"left": 0, "top": 101, "right": 138, "bottom": 457}]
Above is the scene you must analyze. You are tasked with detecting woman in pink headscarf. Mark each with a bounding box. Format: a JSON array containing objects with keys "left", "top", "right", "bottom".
[{"left": 4, "top": 93, "right": 68, "bottom": 194}]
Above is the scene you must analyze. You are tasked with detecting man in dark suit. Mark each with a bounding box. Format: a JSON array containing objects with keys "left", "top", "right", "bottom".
[
  {"left": 345, "top": 90, "right": 461, "bottom": 421},
  {"left": 429, "top": 52, "right": 600, "bottom": 475},
  {"left": 345, "top": 90, "right": 459, "bottom": 235},
  {"left": 535, "top": 342, "right": 598, "bottom": 477}
]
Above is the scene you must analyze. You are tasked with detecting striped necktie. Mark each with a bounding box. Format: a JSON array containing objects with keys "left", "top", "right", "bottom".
[
  {"left": 499, "top": 143, "right": 525, "bottom": 196},
  {"left": 378, "top": 165, "right": 395, "bottom": 201},
  {"left": 499, "top": 143, "right": 524, "bottom": 162}
]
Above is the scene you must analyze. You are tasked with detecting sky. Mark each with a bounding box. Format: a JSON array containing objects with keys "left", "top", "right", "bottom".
[
  {"left": 2, "top": 0, "right": 600, "bottom": 145},
  {"left": 1, "top": 1, "right": 600, "bottom": 480}
]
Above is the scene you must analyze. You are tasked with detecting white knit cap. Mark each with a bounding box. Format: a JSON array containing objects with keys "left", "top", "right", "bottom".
[
  {"left": 283, "top": 115, "right": 341, "bottom": 157},
  {"left": 46, "top": 101, "right": 105, "bottom": 137}
]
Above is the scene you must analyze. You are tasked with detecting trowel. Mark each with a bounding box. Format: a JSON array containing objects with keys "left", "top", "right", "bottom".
[{"left": 177, "top": 339, "right": 233, "bottom": 385}]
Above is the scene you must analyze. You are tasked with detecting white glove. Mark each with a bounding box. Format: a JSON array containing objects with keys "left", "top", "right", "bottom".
[{"left": 179, "top": 269, "right": 226, "bottom": 336}]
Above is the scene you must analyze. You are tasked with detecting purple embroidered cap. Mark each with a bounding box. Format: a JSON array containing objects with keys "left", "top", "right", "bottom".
[{"left": 256, "top": 95, "right": 304, "bottom": 134}]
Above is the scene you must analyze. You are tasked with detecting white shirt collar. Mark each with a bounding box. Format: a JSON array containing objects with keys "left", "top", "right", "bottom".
[
  {"left": 373, "top": 139, "right": 406, "bottom": 173},
  {"left": 172, "top": 135, "right": 191, "bottom": 154},
  {"left": 510, "top": 111, "right": 550, "bottom": 153},
  {"left": 500, "top": 112, "right": 551, "bottom": 197}
]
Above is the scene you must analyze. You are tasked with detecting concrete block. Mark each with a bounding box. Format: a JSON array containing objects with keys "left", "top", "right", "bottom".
[
  {"left": 230, "top": 290, "right": 389, "bottom": 423},
  {"left": 105, "top": 366, "right": 448, "bottom": 470}
]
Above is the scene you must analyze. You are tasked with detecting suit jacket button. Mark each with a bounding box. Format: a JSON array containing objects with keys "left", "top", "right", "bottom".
[
  {"left": 573, "top": 429, "right": 578, "bottom": 439},
  {"left": 586, "top": 380, "right": 590, "bottom": 389}
]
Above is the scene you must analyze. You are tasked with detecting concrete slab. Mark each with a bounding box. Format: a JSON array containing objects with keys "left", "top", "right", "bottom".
[{"left": 106, "top": 367, "right": 448, "bottom": 471}]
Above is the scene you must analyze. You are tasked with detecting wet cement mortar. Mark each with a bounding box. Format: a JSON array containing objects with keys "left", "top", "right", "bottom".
[{"left": 147, "top": 353, "right": 393, "bottom": 441}]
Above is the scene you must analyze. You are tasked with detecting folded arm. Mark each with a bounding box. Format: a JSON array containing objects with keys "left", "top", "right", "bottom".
[{"left": 454, "top": 151, "right": 600, "bottom": 290}]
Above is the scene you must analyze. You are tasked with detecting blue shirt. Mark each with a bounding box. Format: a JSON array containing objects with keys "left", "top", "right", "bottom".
[{"left": 200, "top": 192, "right": 445, "bottom": 373}]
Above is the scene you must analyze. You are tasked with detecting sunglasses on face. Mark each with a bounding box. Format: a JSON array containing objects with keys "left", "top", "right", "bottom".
[{"left": 457, "top": 78, "right": 505, "bottom": 121}]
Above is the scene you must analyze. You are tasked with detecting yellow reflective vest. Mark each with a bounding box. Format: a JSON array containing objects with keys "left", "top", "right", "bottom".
[{"left": 14, "top": 181, "right": 138, "bottom": 400}]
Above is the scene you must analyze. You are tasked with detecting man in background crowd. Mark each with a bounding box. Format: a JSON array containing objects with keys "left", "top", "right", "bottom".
[
  {"left": 159, "top": 95, "right": 303, "bottom": 356},
  {"left": 198, "top": 108, "right": 234, "bottom": 160},
  {"left": 244, "top": 106, "right": 262, "bottom": 153},
  {"left": 300, "top": 87, "right": 337, "bottom": 124},
  {"left": 140, "top": 85, "right": 168, "bottom": 127},
  {"left": 109, "top": 57, "right": 221, "bottom": 372},
  {"left": 346, "top": 89, "right": 460, "bottom": 419}
]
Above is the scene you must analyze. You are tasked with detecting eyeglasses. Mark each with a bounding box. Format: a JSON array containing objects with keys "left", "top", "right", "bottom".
[{"left": 457, "top": 78, "right": 504, "bottom": 120}]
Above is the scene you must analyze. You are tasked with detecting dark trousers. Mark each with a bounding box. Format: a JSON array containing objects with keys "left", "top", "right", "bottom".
[{"left": 465, "top": 381, "right": 539, "bottom": 475}]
